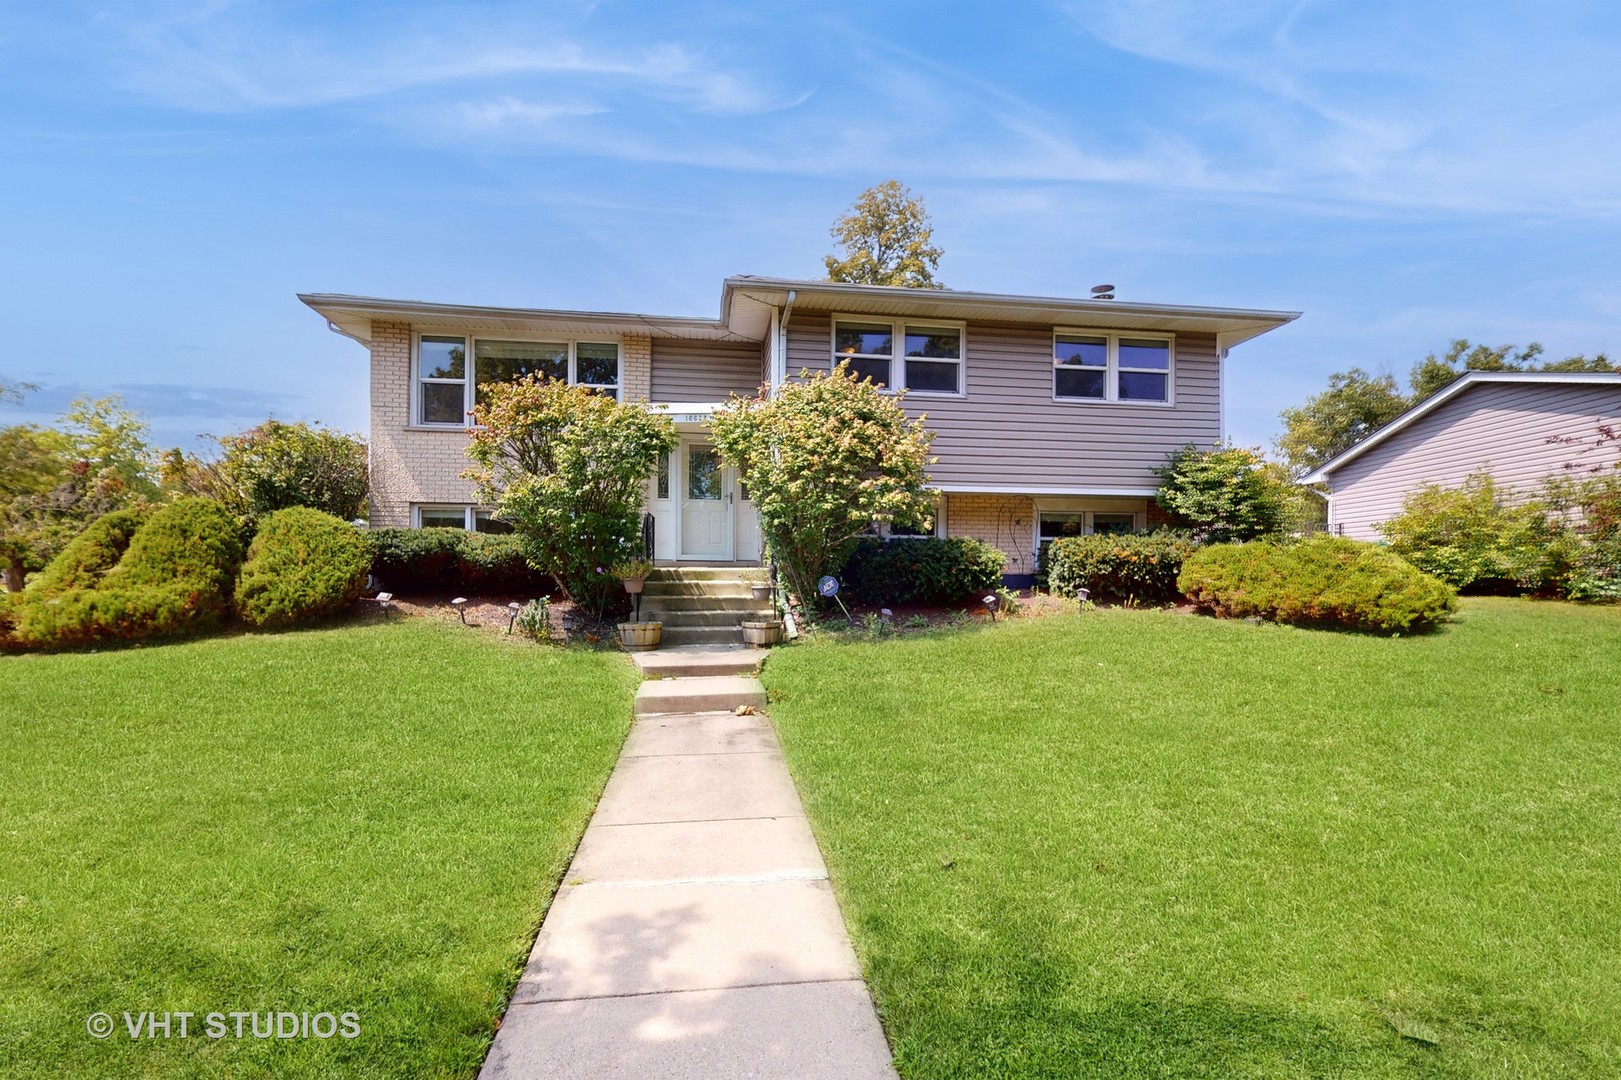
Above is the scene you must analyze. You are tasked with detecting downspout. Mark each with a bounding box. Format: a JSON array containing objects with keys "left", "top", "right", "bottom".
[{"left": 774, "top": 290, "right": 797, "bottom": 393}]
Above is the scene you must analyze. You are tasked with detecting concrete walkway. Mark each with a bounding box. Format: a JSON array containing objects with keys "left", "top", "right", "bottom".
[{"left": 479, "top": 647, "right": 897, "bottom": 1080}]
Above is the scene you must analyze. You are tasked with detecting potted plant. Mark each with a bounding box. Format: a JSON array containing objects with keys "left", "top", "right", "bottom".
[
  {"left": 613, "top": 558, "right": 660, "bottom": 649},
  {"left": 749, "top": 574, "right": 774, "bottom": 603},
  {"left": 613, "top": 558, "right": 654, "bottom": 595}
]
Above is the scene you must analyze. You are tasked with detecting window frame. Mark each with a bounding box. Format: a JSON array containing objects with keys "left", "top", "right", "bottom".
[
  {"left": 411, "top": 504, "right": 509, "bottom": 532},
  {"left": 879, "top": 497, "right": 946, "bottom": 540},
  {"left": 411, "top": 331, "right": 622, "bottom": 428},
  {"left": 830, "top": 315, "right": 967, "bottom": 398},
  {"left": 1032, "top": 503, "right": 1145, "bottom": 562},
  {"left": 1051, "top": 328, "right": 1174, "bottom": 407}
]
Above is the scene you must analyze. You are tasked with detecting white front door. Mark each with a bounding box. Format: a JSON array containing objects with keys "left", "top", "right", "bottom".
[{"left": 679, "top": 442, "right": 732, "bottom": 560}]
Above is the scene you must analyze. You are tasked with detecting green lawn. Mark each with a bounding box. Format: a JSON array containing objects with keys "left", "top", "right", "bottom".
[
  {"left": 765, "top": 598, "right": 1621, "bottom": 1079},
  {"left": 1, "top": 621, "right": 636, "bottom": 1079}
]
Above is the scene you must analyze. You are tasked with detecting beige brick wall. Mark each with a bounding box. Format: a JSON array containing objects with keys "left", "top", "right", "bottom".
[
  {"left": 621, "top": 334, "right": 651, "bottom": 402},
  {"left": 944, "top": 493, "right": 1036, "bottom": 575},
  {"left": 368, "top": 320, "right": 477, "bottom": 527}
]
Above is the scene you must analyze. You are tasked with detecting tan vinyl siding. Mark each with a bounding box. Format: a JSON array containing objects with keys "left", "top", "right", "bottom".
[
  {"left": 787, "top": 311, "right": 1222, "bottom": 492},
  {"left": 651, "top": 338, "right": 764, "bottom": 403},
  {"left": 1328, "top": 381, "right": 1621, "bottom": 540}
]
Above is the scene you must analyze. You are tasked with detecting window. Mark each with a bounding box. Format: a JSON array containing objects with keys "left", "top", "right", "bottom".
[
  {"left": 415, "top": 336, "right": 620, "bottom": 426},
  {"left": 413, "top": 505, "right": 509, "bottom": 532},
  {"left": 868, "top": 499, "right": 945, "bottom": 539},
  {"left": 1035, "top": 507, "right": 1143, "bottom": 560},
  {"left": 1053, "top": 331, "right": 1171, "bottom": 404},
  {"left": 832, "top": 317, "right": 964, "bottom": 395}
]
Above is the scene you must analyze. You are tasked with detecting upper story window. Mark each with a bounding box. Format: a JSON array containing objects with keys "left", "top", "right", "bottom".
[
  {"left": 832, "top": 317, "right": 964, "bottom": 396},
  {"left": 414, "top": 335, "right": 620, "bottom": 426},
  {"left": 1053, "top": 331, "right": 1172, "bottom": 404}
]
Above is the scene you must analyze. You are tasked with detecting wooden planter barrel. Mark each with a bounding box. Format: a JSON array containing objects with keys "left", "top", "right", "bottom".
[
  {"left": 618, "top": 621, "right": 662, "bottom": 650},
  {"left": 741, "top": 620, "right": 785, "bottom": 648}
]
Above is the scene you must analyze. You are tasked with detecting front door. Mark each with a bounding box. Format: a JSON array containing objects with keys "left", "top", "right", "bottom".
[{"left": 679, "top": 442, "right": 732, "bottom": 560}]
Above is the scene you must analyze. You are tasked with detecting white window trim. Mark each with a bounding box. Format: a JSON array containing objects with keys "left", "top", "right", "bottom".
[
  {"left": 411, "top": 504, "right": 508, "bottom": 531},
  {"left": 1052, "top": 328, "right": 1175, "bottom": 407},
  {"left": 1032, "top": 502, "right": 1144, "bottom": 559},
  {"left": 830, "top": 314, "right": 967, "bottom": 398},
  {"left": 410, "top": 331, "right": 623, "bottom": 428}
]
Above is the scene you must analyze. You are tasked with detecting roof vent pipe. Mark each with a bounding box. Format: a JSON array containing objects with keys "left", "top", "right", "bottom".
[{"left": 1089, "top": 284, "right": 1115, "bottom": 300}]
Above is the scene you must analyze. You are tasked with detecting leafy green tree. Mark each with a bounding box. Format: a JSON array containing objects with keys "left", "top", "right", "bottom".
[
  {"left": 1154, "top": 444, "right": 1286, "bottom": 543},
  {"left": 1276, "top": 368, "right": 1409, "bottom": 475},
  {"left": 710, "top": 362, "right": 937, "bottom": 609},
  {"left": 823, "top": 180, "right": 945, "bottom": 288},
  {"left": 0, "top": 394, "right": 158, "bottom": 591},
  {"left": 166, "top": 420, "right": 368, "bottom": 523},
  {"left": 464, "top": 378, "right": 676, "bottom": 617},
  {"left": 58, "top": 396, "right": 159, "bottom": 498},
  {"left": 1409, "top": 340, "right": 1547, "bottom": 401}
]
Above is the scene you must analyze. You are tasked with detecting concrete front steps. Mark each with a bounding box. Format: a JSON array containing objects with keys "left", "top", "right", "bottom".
[{"left": 641, "top": 566, "right": 773, "bottom": 648}]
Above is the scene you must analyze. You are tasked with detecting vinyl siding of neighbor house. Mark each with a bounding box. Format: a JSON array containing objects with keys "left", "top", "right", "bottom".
[
  {"left": 651, "top": 338, "right": 764, "bottom": 403},
  {"left": 1327, "top": 381, "right": 1621, "bottom": 541},
  {"left": 785, "top": 310, "right": 1222, "bottom": 492}
]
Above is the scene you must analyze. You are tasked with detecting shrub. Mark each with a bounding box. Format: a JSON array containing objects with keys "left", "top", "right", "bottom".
[
  {"left": 1380, "top": 472, "right": 1571, "bottom": 593},
  {"left": 1044, "top": 530, "right": 1199, "bottom": 605},
  {"left": 840, "top": 537, "right": 1006, "bottom": 604},
  {"left": 24, "top": 507, "right": 149, "bottom": 598},
  {"left": 369, "top": 527, "right": 552, "bottom": 594},
  {"left": 710, "top": 363, "right": 936, "bottom": 610},
  {"left": 514, "top": 597, "right": 551, "bottom": 640},
  {"left": 11, "top": 497, "right": 244, "bottom": 649},
  {"left": 1154, "top": 444, "right": 1287, "bottom": 543},
  {"left": 234, "top": 508, "right": 373, "bottom": 629},
  {"left": 466, "top": 377, "right": 676, "bottom": 617},
  {"left": 1179, "top": 537, "right": 1456, "bottom": 634},
  {"left": 165, "top": 420, "right": 368, "bottom": 524}
]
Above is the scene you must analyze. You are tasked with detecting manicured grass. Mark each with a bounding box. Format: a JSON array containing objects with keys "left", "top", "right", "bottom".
[
  {"left": 1, "top": 621, "right": 636, "bottom": 1079},
  {"left": 765, "top": 599, "right": 1621, "bottom": 1078}
]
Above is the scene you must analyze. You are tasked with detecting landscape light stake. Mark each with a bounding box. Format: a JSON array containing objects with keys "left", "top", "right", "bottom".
[
  {"left": 983, "top": 594, "right": 1000, "bottom": 621},
  {"left": 451, "top": 597, "right": 468, "bottom": 624},
  {"left": 506, "top": 601, "right": 521, "bottom": 634}
]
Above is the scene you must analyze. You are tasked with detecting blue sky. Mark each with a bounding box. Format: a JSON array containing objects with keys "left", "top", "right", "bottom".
[{"left": 2, "top": 0, "right": 1618, "bottom": 454}]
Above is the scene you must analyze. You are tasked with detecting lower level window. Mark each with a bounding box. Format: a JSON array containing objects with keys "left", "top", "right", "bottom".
[
  {"left": 414, "top": 505, "right": 510, "bottom": 532},
  {"left": 1036, "top": 508, "right": 1142, "bottom": 559}
]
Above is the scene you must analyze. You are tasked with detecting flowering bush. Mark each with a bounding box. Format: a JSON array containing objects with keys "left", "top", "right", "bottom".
[
  {"left": 1044, "top": 531, "right": 1199, "bottom": 605},
  {"left": 464, "top": 378, "right": 676, "bottom": 617},
  {"left": 710, "top": 363, "right": 936, "bottom": 608}
]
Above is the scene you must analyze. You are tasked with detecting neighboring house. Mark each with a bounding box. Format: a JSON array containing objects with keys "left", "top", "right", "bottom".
[
  {"left": 1303, "top": 371, "right": 1621, "bottom": 541},
  {"left": 301, "top": 276, "right": 1298, "bottom": 584}
]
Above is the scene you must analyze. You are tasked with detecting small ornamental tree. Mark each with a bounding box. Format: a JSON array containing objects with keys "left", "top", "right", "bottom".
[
  {"left": 165, "top": 420, "right": 368, "bottom": 524},
  {"left": 823, "top": 180, "right": 945, "bottom": 288},
  {"left": 710, "top": 363, "right": 937, "bottom": 609},
  {"left": 464, "top": 378, "right": 676, "bottom": 616},
  {"left": 1154, "top": 444, "right": 1286, "bottom": 543}
]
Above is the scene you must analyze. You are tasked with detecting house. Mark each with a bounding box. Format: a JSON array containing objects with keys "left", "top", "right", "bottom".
[
  {"left": 300, "top": 277, "right": 1298, "bottom": 585},
  {"left": 1303, "top": 371, "right": 1621, "bottom": 541}
]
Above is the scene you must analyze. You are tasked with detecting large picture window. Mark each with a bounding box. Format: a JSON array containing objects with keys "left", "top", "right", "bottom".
[
  {"left": 1053, "top": 331, "right": 1171, "bottom": 404},
  {"left": 832, "top": 317, "right": 964, "bottom": 395},
  {"left": 415, "top": 336, "right": 620, "bottom": 426}
]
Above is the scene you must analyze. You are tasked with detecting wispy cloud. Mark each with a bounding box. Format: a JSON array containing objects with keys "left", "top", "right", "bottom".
[{"left": 95, "top": 5, "right": 803, "bottom": 117}]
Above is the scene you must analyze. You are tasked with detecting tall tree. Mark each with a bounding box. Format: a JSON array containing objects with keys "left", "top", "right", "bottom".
[
  {"left": 1408, "top": 339, "right": 1547, "bottom": 402},
  {"left": 823, "top": 180, "right": 944, "bottom": 288},
  {"left": 1275, "top": 368, "right": 1410, "bottom": 475}
]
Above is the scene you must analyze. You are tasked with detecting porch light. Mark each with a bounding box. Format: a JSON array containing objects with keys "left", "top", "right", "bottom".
[{"left": 451, "top": 597, "right": 468, "bottom": 624}]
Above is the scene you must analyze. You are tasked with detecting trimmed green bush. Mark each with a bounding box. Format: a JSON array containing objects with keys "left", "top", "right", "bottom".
[
  {"left": 1178, "top": 537, "right": 1457, "bottom": 634},
  {"left": 1045, "top": 531, "right": 1199, "bottom": 605},
  {"left": 840, "top": 537, "right": 1006, "bottom": 605},
  {"left": 235, "top": 508, "right": 373, "bottom": 629},
  {"left": 11, "top": 498, "right": 244, "bottom": 649},
  {"left": 369, "top": 527, "right": 552, "bottom": 594},
  {"left": 24, "top": 507, "right": 150, "bottom": 598}
]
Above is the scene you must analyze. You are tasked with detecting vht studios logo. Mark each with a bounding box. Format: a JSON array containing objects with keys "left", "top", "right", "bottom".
[{"left": 86, "top": 1011, "right": 361, "bottom": 1040}]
